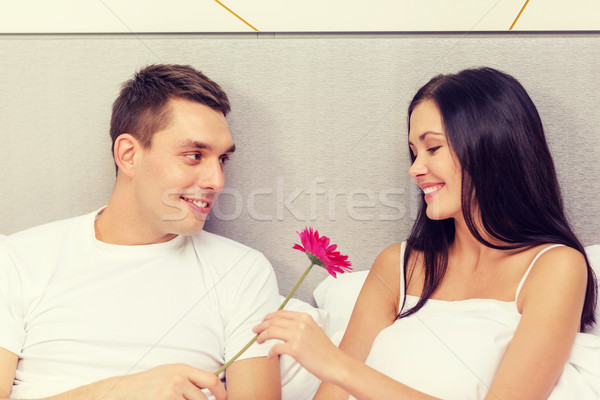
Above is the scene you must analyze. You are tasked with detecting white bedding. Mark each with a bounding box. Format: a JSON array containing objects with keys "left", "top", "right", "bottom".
[
  {"left": 2, "top": 232, "right": 598, "bottom": 399},
  {"left": 278, "top": 245, "right": 600, "bottom": 399}
]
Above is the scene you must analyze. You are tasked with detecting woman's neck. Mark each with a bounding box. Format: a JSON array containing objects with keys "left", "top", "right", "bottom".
[{"left": 450, "top": 215, "right": 508, "bottom": 271}]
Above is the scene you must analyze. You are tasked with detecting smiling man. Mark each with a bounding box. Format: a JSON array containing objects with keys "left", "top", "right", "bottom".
[{"left": 0, "top": 65, "right": 281, "bottom": 400}]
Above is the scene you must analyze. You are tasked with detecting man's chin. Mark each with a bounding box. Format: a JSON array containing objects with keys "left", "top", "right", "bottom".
[
  {"left": 162, "top": 217, "right": 207, "bottom": 237},
  {"left": 180, "top": 225, "right": 207, "bottom": 237}
]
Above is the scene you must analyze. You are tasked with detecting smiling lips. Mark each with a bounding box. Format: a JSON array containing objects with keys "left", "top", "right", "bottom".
[
  {"left": 180, "top": 196, "right": 211, "bottom": 214},
  {"left": 421, "top": 183, "right": 444, "bottom": 200}
]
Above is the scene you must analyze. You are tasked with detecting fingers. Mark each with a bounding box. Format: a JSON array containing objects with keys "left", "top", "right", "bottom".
[
  {"left": 187, "top": 368, "right": 227, "bottom": 400},
  {"left": 253, "top": 311, "right": 321, "bottom": 355},
  {"left": 267, "top": 342, "right": 288, "bottom": 359},
  {"left": 181, "top": 385, "right": 210, "bottom": 400},
  {"left": 252, "top": 311, "right": 339, "bottom": 382},
  {"left": 255, "top": 310, "right": 314, "bottom": 334},
  {"left": 112, "top": 364, "right": 228, "bottom": 400},
  {"left": 254, "top": 313, "right": 294, "bottom": 333},
  {"left": 254, "top": 311, "right": 309, "bottom": 344},
  {"left": 255, "top": 324, "right": 294, "bottom": 345},
  {"left": 262, "top": 309, "right": 310, "bottom": 321}
]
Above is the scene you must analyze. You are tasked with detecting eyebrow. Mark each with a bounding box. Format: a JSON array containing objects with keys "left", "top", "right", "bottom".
[
  {"left": 408, "top": 131, "right": 444, "bottom": 146},
  {"left": 179, "top": 139, "right": 236, "bottom": 154}
]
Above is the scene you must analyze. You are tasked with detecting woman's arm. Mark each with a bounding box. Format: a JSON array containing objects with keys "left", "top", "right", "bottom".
[
  {"left": 314, "top": 243, "right": 403, "bottom": 399},
  {"left": 254, "top": 313, "right": 442, "bottom": 400},
  {"left": 484, "top": 246, "right": 588, "bottom": 400},
  {"left": 256, "top": 244, "right": 441, "bottom": 400}
]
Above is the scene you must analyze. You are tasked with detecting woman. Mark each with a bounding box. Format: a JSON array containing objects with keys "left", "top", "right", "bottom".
[{"left": 254, "top": 67, "right": 599, "bottom": 399}]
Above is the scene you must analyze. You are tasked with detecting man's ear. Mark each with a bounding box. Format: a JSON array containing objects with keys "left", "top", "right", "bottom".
[{"left": 113, "top": 134, "right": 140, "bottom": 178}]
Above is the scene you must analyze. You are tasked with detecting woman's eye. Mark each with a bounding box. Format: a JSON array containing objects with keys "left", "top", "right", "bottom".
[{"left": 427, "top": 146, "right": 441, "bottom": 153}]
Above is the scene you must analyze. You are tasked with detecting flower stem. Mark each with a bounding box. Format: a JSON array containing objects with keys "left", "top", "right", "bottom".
[
  {"left": 277, "top": 263, "right": 314, "bottom": 311},
  {"left": 214, "top": 263, "right": 314, "bottom": 376},
  {"left": 214, "top": 335, "right": 258, "bottom": 375}
]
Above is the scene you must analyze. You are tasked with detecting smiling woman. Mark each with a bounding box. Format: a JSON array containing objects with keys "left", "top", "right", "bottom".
[
  {"left": 407, "top": 102, "right": 462, "bottom": 221},
  {"left": 253, "top": 67, "right": 599, "bottom": 400}
]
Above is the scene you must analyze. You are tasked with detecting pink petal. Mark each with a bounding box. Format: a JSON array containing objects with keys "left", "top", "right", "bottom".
[{"left": 293, "top": 227, "right": 353, "bottom": 278}]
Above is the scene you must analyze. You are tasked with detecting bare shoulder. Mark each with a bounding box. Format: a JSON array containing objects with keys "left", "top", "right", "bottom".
[
  {"left": 533, "top": 245, "right": 587, "bottom": 281},
  {"left": 371, "top": 243, "right": 404, "bottom": 272},
  {"left": 490, "top": 245, "right": 589, "bottom": 398},
  {"left": 345, "top": 244, "right": 403, "bottom": 318},
  {"left": 366, "top": 243, "right": 405, "bottom": 292},
  {"left": 338, "top": 244, "right": 404, "bottom": 361},
  {"left": 519, "top": 244, "right": 587, "bottom": 311}
]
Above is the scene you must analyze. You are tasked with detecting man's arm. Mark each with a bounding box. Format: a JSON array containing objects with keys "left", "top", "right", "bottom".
[
  {"left": 226, "top": 357, "right": 281, "bottom": 400},
  {"left": 0, "top": 347, "right": 226, "bottom": 400},
  {"left": 0, "top": 348, "right": 17, "bottom": 398},
  {"left": 220, "top": 249, "right": 282, "bottom": 400}
]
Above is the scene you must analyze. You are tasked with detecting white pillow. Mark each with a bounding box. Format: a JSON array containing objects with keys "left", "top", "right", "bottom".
[
  {"left": 584, "top": 245, "right": 600, "bottom": 336},
  {"left": 278, "top": 296, "right": 329, "bottom": 400},
  {"left": 275, "top": 275, "right": 368, "bottom": 400},
  {"left": 313, "top": 270, "right": 369, "bottom": 338}
]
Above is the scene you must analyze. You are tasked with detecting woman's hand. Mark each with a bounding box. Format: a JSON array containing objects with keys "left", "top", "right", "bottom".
[{"left": 253, "top": 310, "right": 342, "bottom": 383}]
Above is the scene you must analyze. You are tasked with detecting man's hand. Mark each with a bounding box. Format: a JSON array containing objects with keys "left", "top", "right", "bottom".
[
  {"left": 99, "top": 364, "right": 227, "bottom": 400},
  {"left": 1, "top": 348, "right": 226, "bottom": 400},
  {"left": 2, "top": 345, "right": 226, "bottom": 400}
]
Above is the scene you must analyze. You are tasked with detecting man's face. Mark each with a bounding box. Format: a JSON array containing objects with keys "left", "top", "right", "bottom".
[{"left": 132, "top": 98, "right": 235, "bottom": 243}]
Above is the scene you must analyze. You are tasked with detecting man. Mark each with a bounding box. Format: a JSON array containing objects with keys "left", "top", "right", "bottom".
[{"left": 0, "top": 64, "right": 281, "bottom": 400}]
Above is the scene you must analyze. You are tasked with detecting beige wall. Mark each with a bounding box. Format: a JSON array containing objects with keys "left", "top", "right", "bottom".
[{"left": 1, "top": 33, "right": 599, "bottom": 301}]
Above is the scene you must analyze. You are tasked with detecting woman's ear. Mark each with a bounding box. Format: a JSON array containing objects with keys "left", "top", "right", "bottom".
[{"left": 113, "top": 134, "right": 139, "bottom": 178}]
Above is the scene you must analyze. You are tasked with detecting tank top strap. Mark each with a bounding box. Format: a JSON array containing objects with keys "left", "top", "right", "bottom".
[
  {"left": 514, "top": 244, "right": 565, "bottom": 303},
  {"left": 399, "top": 241, "right": 407, "bottom": 298},
  {"left": 397, "top": 241, "right": 408, "bottom": 312}
]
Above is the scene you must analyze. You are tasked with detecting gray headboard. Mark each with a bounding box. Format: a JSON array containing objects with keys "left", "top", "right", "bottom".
[{"left": 1, "top": 33, "right": 599, "bottom": 303}]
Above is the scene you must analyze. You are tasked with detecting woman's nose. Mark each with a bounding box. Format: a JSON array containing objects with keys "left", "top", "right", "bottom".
[{"left": 408, "top": 155, "right": 427, "bottom": 178}]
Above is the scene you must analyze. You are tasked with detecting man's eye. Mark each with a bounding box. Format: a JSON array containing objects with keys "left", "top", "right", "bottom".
[
  {"left": 184, "top": 154, "right": 201, "bottom": 161},
  {"left": 220, "top": 156, "right": 230, "bottom": 165},
  {"left": 427, "top": 146, "right": 441, "bottom": 153}
]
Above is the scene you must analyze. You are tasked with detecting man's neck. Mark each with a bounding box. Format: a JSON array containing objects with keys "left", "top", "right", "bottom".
[{"left": 94, "top": 199, "right": 177, "bottom": 246}]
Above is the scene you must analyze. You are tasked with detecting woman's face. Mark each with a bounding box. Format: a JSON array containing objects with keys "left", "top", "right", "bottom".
[{"left": 408, "top": 99, "right": 462, "bottom": 221}]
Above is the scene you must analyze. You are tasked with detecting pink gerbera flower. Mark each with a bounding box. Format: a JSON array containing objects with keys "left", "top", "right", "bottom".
[
  {"left": 293, "top": 227, "right": 352, "bottom": 278},
  {"left": 215, "top": 227, "right": 352, "bottom": 376}
]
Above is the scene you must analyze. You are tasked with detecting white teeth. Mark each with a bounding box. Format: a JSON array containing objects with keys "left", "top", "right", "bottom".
[
  {"left": 183, "top": 197, "right": 208, "bottom": 208},
  {"left": 422, "top": 184, "right": 443, "bottom": 194}
]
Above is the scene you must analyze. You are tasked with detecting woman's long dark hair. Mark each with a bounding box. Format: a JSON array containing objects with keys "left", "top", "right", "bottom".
[{"left": 400, "top": 67, "right": 597, "bottom": 331}]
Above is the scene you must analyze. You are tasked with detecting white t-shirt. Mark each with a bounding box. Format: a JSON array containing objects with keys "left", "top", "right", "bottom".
[{"left": 0, "top": 211, "right": 280, "bottom": 398}]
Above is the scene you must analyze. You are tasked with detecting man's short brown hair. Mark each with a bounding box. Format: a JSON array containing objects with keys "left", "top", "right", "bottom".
[{"left": 110, "top": 64, "right": 230, "bottom": 161}]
